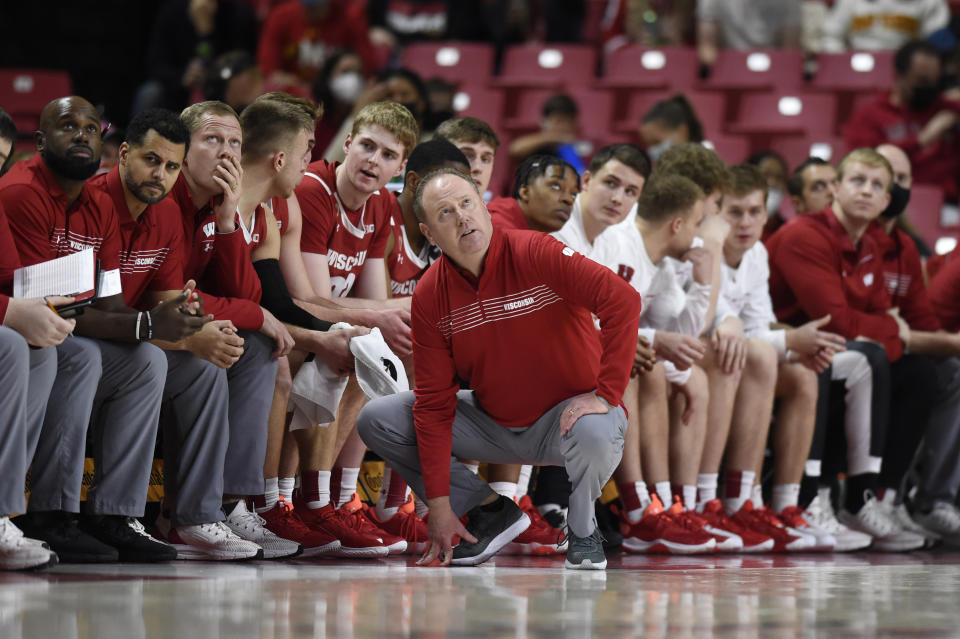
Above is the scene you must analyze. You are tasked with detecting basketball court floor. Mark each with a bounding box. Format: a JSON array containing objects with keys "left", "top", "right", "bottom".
[{"left": 2, "top": 551, "right": 959, "bottom": 638}]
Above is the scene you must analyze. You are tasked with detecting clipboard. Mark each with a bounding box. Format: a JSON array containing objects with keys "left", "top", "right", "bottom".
[{"left": 55, "top": 259, "right": 101, "bottom": 318}]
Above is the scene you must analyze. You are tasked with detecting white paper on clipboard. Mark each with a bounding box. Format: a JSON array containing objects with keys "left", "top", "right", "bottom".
[{"left": 12, "top": 248, "right": 96, "bottom": 299}]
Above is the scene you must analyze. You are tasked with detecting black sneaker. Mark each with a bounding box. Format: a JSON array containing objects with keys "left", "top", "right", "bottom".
[
  {"left": 451, "top": 495, "right": 530, "bottom": 566},
  {"left": 79, "top": 515, "right": 178, "bottom": 562},
  {"left": 16, "top": 511, "right": 119, "bottom": 563},
  {"left": 542, "top": 508, "right": 567, "bottom": 531},
  {"left": 564, "top": 527, "right": 607, "bottom": 570},
  {"left": 595, "top": 500, "right": 622, "bottom": 550}
]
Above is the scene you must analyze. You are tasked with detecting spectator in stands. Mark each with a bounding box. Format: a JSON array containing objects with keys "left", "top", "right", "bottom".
[
  {"left": 639, "top": 95, "right": 705, "bottom": 162},
  {"left": 134, "top": 0, "right": 258, "bottom": 114},
  {"left": 423, "top": 78, "right": 455, "bottom": 132},
  {"left": 0, "top": 108, "right": 16, "bottom": 175},
  {"left": 601, "top": 0, "right": 696, "bottom": 51},
  {"left": 367, "top": 0, "right": 447, "bottom": 49},
  {"left": 203, "top": 51, "right": 264, "bottom": 114},
  {"left": 822, "top": 0, "right": 950, "bottom": 53},
  {"left": 844, "top": 40, "right": 960, "bottom": 202},
  {"left": 96, "top": 125, "right": 124, "bottom": 177},
  {"left": 311, "top": 50, "right": 367, "bottom": 159},
  {"left": 696, "top": 0, "right": 802, "bottom": 71},
  {"left": 435, "top": 116, "right": 500, "bottom": 199},
  {"left": 258, "top": 0, "right": 379, "bottom": 93},
  {"left": 747, "top": 151, "right": 790, "bottom": 224},
  {"left": 509, "top": 94, "right": 586, "bottom": 172},
  {"left": 787, "top": 157, "right": 838, "bottom": 215}
]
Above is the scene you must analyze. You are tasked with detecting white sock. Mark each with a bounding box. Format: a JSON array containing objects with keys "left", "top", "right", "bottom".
[
  {"left": 414, "top": 493, "right": 429, "bottom": 519},
  {"left": 463, "top": 462, "right": 480, "bottom": 475},
  {"left": 489, "top": 481, "right": 517, "bottom": 500},
  {"left": 751, "top": 483, "right": 764, "bottom": 508},
  {"left": 278, "top": 477, "right": 295, "bottom": 502},
  {"left": 307, "top": 470, "right": 331, "bottom": 509},
  {"left": 257, "top": 477, "right": 279, "bottom": 513},
  {"left": 338, "top": 467, "right": 360, "bottom": 507},
  {"left": 723, "top": 470, "right": 755, "bottom": 513},
  {"left": 626, "top": 482, "right": 651, "bottom": 523},
  {"left": 655, "top": 482, "right": 673, "bottom": 509},
  {"left": 697, "top": 473, "right": 718, "bottom": 511},
  {"left": 772, "top": 483, "right": 800, "bottom": 514},
  {"left": 682, "top": 485, "right": 697, "bottom": 511},
  {"left": 516, "top": 465, "right": 533, "bottom": 497}
]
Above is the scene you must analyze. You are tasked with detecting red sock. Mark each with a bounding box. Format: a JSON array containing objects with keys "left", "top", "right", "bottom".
[
  {"left": 618, "top": 482, "right": 643, "bottom": 513},
  {"left": 302, "top": 470, "right": 321, "bottom": 504},
  {"left": 385, "top": 470, "right": 409, "bottom": 509}
]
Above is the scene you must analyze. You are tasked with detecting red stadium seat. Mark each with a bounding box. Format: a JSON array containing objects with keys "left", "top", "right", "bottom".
[
  {"left": 770, "top": 136, "right": 846, "bottom": 172},
  {"left": 451, "top": 85, "right": 505, "bottom": 130},
  {"left": 0, "top": 69, "right": 72, "bottom": 135},
  {"left": 810, "top": 51, "right": 894, "bottom": 92},
  {"left": 600, "top": 46, "right": 699, "bottom": 91},
  {"left": 496, "top": 44, "right": 598, "bottom": 89},
  {"left": 401, "top": 42, "right": 496, "bottom": 86},
  {"left": 702, "top": 136, "right": 749, "bottom": 165},
  {"left": 504, "top": 87, "right": 614, "bottom": 139},
  {"left": 698, "top": 49, "right": 804, "bottom": 92},
  {"left": 729, "top": 93, "right": 838, "bottom": 138},
  {"left": 614, "top": 90, "right": 726, "bottom": 139},
  {"left": 907, "top": 184, "right": 951, "bottom": 250}
]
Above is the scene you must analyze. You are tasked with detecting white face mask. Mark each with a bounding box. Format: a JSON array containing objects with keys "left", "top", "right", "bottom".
[
  {"left": 330, "top": 72, "right": 364, "bottom": 103},
  {"left": 648, "top": 138, "right": 673, "bottom": 162},
  {"left": 766, "top": 187, "right": 784, "bottom": 214}
]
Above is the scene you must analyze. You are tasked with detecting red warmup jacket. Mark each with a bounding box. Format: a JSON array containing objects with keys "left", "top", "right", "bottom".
[
  {"left": 843, "top": 92, "right": 960, "bottom": 201},
  {"left": 928, "top": 248, "right": 960, "bottom": 331},
  {"left": 870, "top": 224, "right": 941, "bottom": 331},
  {"left": 767, "top": 207, "right": 903, "bottom": 361},
  {"left": 0, "top": 203, "right": 20, "bottom": 323},
  {"left": 412, "top": 227, "right": 642, "bottom": 499},
  {"left": 487, "top": 197, "right": 529, "bottom": 231},
  {"left": 169, "top": 175, "right": 264, "bottom": 330}
]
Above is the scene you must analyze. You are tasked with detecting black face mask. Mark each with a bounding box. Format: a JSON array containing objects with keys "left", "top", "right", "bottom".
[
  {"left": 399, "top": 101, "right": 423, "bottom": 123},
  {"left": 909, "top": 84, "right": 940, "bottom": 111},
  {"left": 881, "top": 183, "right": 911, "bottom": 219},
  {"left": 424, "top": 109, "right": 454, "bottom": 132}
]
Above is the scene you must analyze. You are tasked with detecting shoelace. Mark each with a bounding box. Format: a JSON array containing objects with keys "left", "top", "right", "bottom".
[{"left": 564, "top": 525, "right": 605, "bottom": 553}]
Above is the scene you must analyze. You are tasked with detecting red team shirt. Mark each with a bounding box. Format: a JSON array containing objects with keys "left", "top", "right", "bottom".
[
  {"left": 870, "top": 225, "right": 941, "bottom": 332},
  {"left": 767, "top": 208, "right": 903, "bottom": 360},
  {"left": 240, "top": 196, "right": 290, "bottom": 252},
  {"left": 296, "top": 160, "right": 392, "bottom": 298},
  {"left": 0, "top": 155, "right": 123, "bottom": 297},
  {"left": 0, "top": 203, "right": 21, "bottom": 323},
  {"left": 928, "top": 251, "right": 960, "bottom": 331},
  {"left": 89, "top": 167, "right": 185, "bottom": 309},
  {"left": 386, "top": 195, "right": 430, "bottom": 298},
  {"left": 411, "top": 228, "right": 641, "bottom": 499},
  {"left": 487, "top": 197, "right": 530, "bottom": 231}
]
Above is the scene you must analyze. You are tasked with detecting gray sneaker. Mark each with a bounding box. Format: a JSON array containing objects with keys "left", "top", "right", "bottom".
[{"left": 564, "top": 528, "right": 607, "bottom": 570}]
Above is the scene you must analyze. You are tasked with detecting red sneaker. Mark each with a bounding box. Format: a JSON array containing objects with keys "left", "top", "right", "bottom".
[
  {"left": 339, "top": 493, "right": 408, "bottom": 555},
  {"left": 258, "top": 496, "right": 340, "bottom": 557},
  {"left": 699, "top": 498, "right": 768, "bottom": 553},
  {"left": 618, "top": 495, "right": 716, "bottom": 554},
  {"left": 293, "top": 492, "right": 389, "bottom": 558},
  {"left": 744, "top": 504, "right": 816, "bottom": 552},
  {"left": 501, "top": 495, "right": 566, "bottom": 556},
  {"left": 726, "top": 501, "right": 785, "bottom": 553},
  {"left": 368, "top": 496, "right": 428, "bottom": 555}
]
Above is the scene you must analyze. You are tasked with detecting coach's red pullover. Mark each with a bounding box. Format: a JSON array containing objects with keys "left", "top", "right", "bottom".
[
  {"left": 871, "top": 225, "right": 941, "bottom": 331},
  {"left": 844, "top": 92, "right": 960, "bottom": 201},
  {"left": 169, "top": 175, "right": 264, "bottom": 330},
  {"left": 767, "top": 207, "right": 903, "bottom": 361},
  {"left": 412, "top": 227, "right": 641, "bottom": 499}
]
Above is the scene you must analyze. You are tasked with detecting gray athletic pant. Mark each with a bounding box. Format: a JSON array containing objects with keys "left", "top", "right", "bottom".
[
  {"left": 28, "top": 337, "right": 166, "bottom": 517},
  {"left": 914, "top": 356, "right": 960, "bottom": 510},
  {"left": 160, "top": 351, "right": 230, "bottom": 526},
  {"left": 357, "top": 390, "right": 627, "bottom": 537},
  {"left": 223, "top": 330, "right": 278, "bottom": 496},
  {"left": 0, "top": 328, "right": 57, "bottom": 515}
]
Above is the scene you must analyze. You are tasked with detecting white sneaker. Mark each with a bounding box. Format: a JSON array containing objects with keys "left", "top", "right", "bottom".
[
  {"left": 879, "top": 492, "right": 941, "bottom": 548},
  {"left": 776, "top": 506, "right": 836, "bottom": 551},
  {"left": 804, "top": 494, "right": 872, "bottom": 552},
  {"left": 914, "top": 503, "right": 960, "bottom": 546},
  {"left": 167, "top": 521, "right": 264, "bottom": 561},
  {"left": 839, "top": 491, "right": 924, "bottom": 552},
  {"left": 0, "top": 516, "right": 57, "bottom": 570},
  {"left": 224, "top": 501, "right": 302, "bottom": 560}
]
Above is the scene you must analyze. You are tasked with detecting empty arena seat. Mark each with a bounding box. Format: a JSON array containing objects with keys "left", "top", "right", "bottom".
[
  {"left": 505, "top": 87, "right": 614, "bottom": 139},
  {"left": 496, "top": 44, "right": 598, "bottom": 89},
  {"left": 810, "top": 51, "right": 895, "bottom": 92},
  {"left": 770, "top": 136, "right": 846, "bottom": 171},
  {"left": 0, "top": 69, "right": 72, "bottom": 134},
  {"left": 450, "top": 85, "right": 505, "bottom": 129},
  {"left": 699, "top": 49, "right": 805, "bottom": 92},
  {"left": 701, "top": 136, "right": 749, "bottom": 165},
  {"left": 614, "top": 90, "right": 726, "bottom": 138},
  {"left": 729, "top": 93, "right": 838, "bottom": 137},
  {"left": 907, "top": 184, "right": 949, "bottom": 250},
  {"left": 401, "top": 42, "right": 495, "bottom": 85},
  {"left": 600, "top": 46, "right": 699, "bottom": 90}
]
